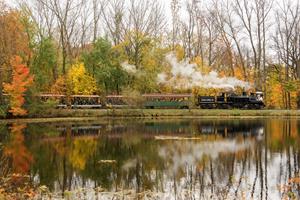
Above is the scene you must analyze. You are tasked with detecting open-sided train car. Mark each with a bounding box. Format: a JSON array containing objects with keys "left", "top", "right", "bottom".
[
  {"left": 39, "top": 94, "right": 102, "bottom": 109},
  {"left": 105, "top": 95, "right": 128, "bottom": 108}
]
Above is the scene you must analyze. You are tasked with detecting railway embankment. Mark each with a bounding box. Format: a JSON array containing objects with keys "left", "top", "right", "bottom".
[{"left": 1, "top": 109, "right": 300, "bottom": 123}]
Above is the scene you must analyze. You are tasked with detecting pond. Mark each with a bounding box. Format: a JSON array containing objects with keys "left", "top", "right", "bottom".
[{"left": 0, "top": 117, "right": 300, "bottom": 199}]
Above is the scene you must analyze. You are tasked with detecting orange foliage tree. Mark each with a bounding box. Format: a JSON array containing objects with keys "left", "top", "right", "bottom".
[
  {"left": 3, "top": 56, "right": 34, "bottom": 116},
  {"left": 0, "top": 4, "right": 32, "bottom": 103}
]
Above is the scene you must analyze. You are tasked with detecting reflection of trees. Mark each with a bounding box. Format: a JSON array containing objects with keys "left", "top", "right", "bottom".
[
  {"left": 266, "top": 118, "right": 300, "bottom": 199},
  {"left": 0, "top": 124, "right": 9, "bottom": 177},
  {"left": 3, "top": 124, "right": 33, "bottom": 174},
  {"left": 5, "top": 118, "right": 299, "bottom": 199},
  {"left": 30, "top": 125, "right": 98, "bottom": 194}
]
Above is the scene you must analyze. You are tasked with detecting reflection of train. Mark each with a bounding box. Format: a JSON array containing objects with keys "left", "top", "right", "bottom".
[
  {"left": 197, "top": 120, "right": 264, "bottom": 137},
  {"left": 49, "top": 120, "right": 264, "bottom": 140},
  {"left": 3, "top": 92, "right": 265, "bottom": 109}
]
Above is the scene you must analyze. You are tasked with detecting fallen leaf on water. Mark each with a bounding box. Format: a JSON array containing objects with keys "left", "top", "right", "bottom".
[{"left": 98, "top": 160, "right": 117, "bottom": 164}]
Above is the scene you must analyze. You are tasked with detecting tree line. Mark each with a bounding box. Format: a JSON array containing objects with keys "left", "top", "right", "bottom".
[{"left": 0, "top": 0, "right": 299, "bottom": 116}]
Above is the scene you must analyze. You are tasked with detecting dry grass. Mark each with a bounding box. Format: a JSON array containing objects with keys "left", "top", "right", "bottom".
[{"left": 0, "top": 109, "right": 299, "bottom": 124}]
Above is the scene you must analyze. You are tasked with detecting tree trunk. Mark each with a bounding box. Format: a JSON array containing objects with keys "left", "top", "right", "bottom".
[
  {"left": 0, "top": 65, "right": 3, "bottom": 105},
  {"left": 297, "top": 91, "right": 300, "bottom": 109}
]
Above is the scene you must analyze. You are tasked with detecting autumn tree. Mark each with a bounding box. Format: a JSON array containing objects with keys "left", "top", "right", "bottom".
[
  {"left": 3, "top": 56, "right": 34, "bottom": 116},
  {"left": 22, "top": 0, "right": 87, "bottom": 75},
  {"left": 273, "top": 1, "right": 300, "bottom": 109},
  {"left": 66, "top": 63, "right": 97, "bottom": 95},
  {"left": 123, "top": 0, "right": 166, "bottom": 69},
  {"left": 0, "top": 2, "right": 31, "bottom": 105},
  {"left": 233, "top": 0, "right": 273, "bottom": 90}
]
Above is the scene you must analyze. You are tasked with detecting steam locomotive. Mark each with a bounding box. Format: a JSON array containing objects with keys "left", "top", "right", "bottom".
[{"left": 196, "top": 92, "right": 265, "bottom": 109}]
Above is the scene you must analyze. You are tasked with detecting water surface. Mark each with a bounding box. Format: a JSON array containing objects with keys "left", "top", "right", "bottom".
[{"left": 0, "top": 117, "right": 299, "bottom": 199}]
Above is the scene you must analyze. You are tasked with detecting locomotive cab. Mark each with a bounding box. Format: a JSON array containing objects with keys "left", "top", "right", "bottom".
[{"left": 251, "top": 92, "right": 264, "bottom": 102}]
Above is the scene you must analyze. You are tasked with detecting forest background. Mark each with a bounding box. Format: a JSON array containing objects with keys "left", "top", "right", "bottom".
[{"left": 0, "top": 0, "right": 300, "bottom": 116}]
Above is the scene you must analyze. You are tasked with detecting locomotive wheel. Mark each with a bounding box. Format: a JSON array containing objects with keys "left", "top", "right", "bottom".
[
  {"left": 233, "top": 104, "right": 241, "bottom": 109},
  {"left": 180, "top": 106, "right": 189, "bottom": 109},
  {"left": 254, "top": 104, "right": 261, "bottom": 109},
  {"left": 222, "top": 104, "right": 230, "bottom": 109},
  {"left": 200, "top": 104, "right": 208, "bottom": 109},
  {"left": 216, "top": 104, "right": 223, "bottom": 109},
  {"left": 248, "top": 104, "right": 255, "bottom": 110},
  {"left": 243, "top": 104, "right": 250, "bottom": 110}
]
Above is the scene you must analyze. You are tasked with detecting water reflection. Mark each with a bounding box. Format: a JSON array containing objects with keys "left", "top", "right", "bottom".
[
  {"left": 0, "top": 118, "right": 299, "bottom": 199},
  {"left": 1, "top": 124, "right": 33, "bottom": 175}
]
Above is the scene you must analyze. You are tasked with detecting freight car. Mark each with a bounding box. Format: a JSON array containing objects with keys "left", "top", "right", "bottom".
[{"left": 196, "top": 92, "right": 265, "bottom": 109}]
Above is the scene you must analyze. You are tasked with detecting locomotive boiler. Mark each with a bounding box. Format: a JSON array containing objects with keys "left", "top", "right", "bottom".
[{"left": 196, "top": 92, "right": 265, "bottom": 109}]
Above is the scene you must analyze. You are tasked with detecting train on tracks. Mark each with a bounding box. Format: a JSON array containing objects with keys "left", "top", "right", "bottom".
[{"left": 4, "top": 91, "right": 263, "bottom": 109}]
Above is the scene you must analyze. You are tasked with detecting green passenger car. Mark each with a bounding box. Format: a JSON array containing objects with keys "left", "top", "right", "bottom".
[{"left": 143, "top": 94, "right": 192, "bottom": 109}]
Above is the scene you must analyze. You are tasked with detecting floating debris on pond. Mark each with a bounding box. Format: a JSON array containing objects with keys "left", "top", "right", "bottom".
[
  {"left": 98, "top": 160, "right": 117, "bottom": 164},
  {"left": 154, "top": 136, "right": 203, "bottom": 140}
]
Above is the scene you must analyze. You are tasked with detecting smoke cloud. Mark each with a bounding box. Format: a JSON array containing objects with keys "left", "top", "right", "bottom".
[
  {"left": 158, "top": 53, "right": 251, "bottom": 90},
  {"left": 121, "top": 61, "right": 137, "bottom": 74}
]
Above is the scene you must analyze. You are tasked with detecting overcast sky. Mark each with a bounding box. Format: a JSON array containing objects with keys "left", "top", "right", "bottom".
[{"left": 5, "top": 0, "right": 174, "bottom": 23}]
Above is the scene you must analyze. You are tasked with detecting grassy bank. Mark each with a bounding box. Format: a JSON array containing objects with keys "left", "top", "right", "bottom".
[
  {"left": 35, "top": 108, "right": 300, "bottom": 117},
  {"left": 0, "top": 109, "right": 299, "bottom": 123}
]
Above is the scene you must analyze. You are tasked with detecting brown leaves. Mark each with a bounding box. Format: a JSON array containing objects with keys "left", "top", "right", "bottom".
[{"left": 0, "top": 173, "right": 36, "bottom": 200}]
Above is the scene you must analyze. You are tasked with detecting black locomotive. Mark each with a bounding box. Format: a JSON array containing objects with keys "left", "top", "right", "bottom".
[{"left": 197, "top": 92, "right": 265, "bottom": 109}]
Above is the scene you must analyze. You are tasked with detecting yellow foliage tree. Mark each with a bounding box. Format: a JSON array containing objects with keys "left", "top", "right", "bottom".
[
  {"left": 67, "top": 63, "right": 97, "bottom": 95},
  {"left": 174, "top": 45, "right": 185, "bottom": 61}
]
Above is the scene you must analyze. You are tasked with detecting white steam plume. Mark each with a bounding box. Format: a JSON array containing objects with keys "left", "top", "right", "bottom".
[
  {"left": 121, "top": 61, "right": 137, "bottom": 74},
  {"left": 158, "top": 53, "right": 251, "bottom": 90}
]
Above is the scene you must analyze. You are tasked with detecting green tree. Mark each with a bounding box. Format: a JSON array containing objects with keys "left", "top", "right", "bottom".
[
  {"left": 31, "top": 37, "right": 57, "bottom": 91},
  {"left": 82, "top": 38, "right": 127, "bottom": 94}
]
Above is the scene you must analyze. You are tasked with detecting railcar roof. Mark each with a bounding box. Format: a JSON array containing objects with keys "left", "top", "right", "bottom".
[
  {"left": 106, "top": 95, "right": 124, "bottom": 98},
  {"left": 142, "top": 93, "right": 193, "bottom": 98},
  {"left": 72, "top": 95, "right": 101, "bottom": 98},
  {"left": 39, "top": 94, "right": 66, "bottom": 97}
]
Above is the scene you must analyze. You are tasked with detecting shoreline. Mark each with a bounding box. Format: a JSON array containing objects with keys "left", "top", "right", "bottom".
[{"left": 0, "top": 109, "right": 300, "bottom": 124}]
